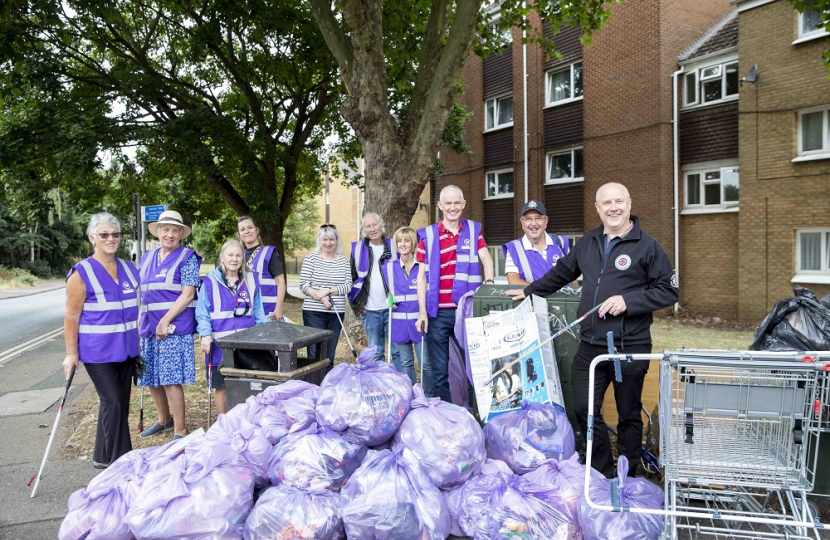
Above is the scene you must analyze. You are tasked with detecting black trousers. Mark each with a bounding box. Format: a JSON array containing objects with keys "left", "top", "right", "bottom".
[
  {"left": 572, "top": 341, "right": 651, "bottom": 478},
  {"left": 85, "top": 360, "right": 133, "bottom": 464}
]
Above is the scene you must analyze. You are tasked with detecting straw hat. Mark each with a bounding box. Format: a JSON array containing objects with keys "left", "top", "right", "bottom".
[{"left": 147, "top": 210, "right": 192, "bottom": 239}]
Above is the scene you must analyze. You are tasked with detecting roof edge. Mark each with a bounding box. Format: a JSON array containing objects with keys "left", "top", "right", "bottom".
[{"left": 678, "top": 10, "right": 739, "bottom": 63}]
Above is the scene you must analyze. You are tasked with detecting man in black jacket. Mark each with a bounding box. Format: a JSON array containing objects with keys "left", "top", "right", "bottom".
[{"left": 507, "top": 182, "right": 678, "bottom": 477}]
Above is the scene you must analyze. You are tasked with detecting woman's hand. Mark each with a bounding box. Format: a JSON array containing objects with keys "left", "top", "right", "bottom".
[
  {"left": 322, "top": 296, "right": 333, "bottom": 310},
  {"left": 155, "top": 319, "right": 170, "bottom": 339},
  {"left": 62, "top": 354, "right": 79, "bottom": 380},
  {"left": 200, "top": 336, "right": 212, "bottom": 355},
  {"left": 270, "top": 307, "right": 284, "bottom": 321}
]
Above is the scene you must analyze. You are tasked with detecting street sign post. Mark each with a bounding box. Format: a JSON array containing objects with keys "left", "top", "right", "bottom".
[{"left": 142, "top": 204, "right": 167, "bottom": 222}]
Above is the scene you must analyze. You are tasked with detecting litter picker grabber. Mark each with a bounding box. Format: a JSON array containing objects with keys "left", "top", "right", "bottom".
[
  {"left": 29, "top": 364, "right": 76, "bottom": 498},
  {"left": 483, "top": 303, "right": 602, "bottom": 386},
  {"left": 331, "top": 303, "right": 358, "bottom": 359},
  {"left": 419, "top": 320, "right": 426, "bottom": 384},
  {"left": 206, "top": 348, "right": 213, "bottom": 429}
]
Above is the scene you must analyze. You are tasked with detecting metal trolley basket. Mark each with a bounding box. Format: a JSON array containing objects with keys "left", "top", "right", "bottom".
[{"left": 583, "top": 350, "right": 830, "bottom": 540}]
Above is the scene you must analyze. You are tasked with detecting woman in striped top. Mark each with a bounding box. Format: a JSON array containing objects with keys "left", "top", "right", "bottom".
[{"left": 300, "top": 225, "right": 352, "bottom": 370}]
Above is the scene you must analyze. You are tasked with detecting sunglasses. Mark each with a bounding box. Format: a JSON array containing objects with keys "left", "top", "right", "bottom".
[
  {"left": 96, "top": 232, "right": 122, "bottom": 239},
  {"left": 320, "top": 224, "right": 337, "bottom": 230}
]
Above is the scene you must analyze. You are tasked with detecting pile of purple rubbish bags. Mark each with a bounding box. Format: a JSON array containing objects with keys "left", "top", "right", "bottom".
[{"left": 59, "top": 346, "right": 665, "bottom": 540}]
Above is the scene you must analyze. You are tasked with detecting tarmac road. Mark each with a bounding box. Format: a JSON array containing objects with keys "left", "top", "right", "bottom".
[{"left": 0, "top": 287, "right": 66, "bottom": 354}]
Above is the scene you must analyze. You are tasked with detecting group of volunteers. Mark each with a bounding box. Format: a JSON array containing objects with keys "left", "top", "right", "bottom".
[{"left": 61, "top": 180, "right": 678, "bottom": 481}]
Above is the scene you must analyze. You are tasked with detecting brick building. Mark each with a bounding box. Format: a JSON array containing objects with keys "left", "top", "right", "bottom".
[{"left": 435, "top": 0, "right": 830, "bottom": 322}]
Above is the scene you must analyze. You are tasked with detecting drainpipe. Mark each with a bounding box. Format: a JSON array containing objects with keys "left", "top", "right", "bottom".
[
  {"left": 672, "top": 66, "right": 684, "bottom": 312},
  {"left": 522, "top": 8, "right": 529, "bottom": 204}
]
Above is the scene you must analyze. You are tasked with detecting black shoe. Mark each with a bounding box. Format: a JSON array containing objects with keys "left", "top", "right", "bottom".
[{"left": 92, "top": 461, "right": 109, "bottom": 470}]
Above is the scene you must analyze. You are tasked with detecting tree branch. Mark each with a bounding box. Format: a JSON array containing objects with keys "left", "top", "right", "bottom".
[{"left": 309, "top": 0, "right": 354, "bottom": 92}]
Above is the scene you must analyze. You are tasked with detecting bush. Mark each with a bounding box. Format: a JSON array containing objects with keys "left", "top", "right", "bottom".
[
  {"left": 19, "top": 259, "right": 53, "bottom": 279},
  {"left": 0, "top": 266, "right": 39, "bottom": 287}
]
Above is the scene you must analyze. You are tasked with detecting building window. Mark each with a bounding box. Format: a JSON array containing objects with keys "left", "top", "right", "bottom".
[
  {"left": 682, "top": 61, "right": 739, "bottom": 108},
  {"left": 800, "top": 7, "right": 825, "bottom": 37},
  {"left": 684, "top": 166, "right": 739, "bottom": 209},
  {"left": 485, "top": 94, "right": 513, "bottom": 131},
  {"left": 545, "top": 62, "right": 583, "bottom": 106},
  {"left": 798, "top": 107, "right": 830, "bottom": 156},
  {"left": 796, "top": 229, "right": 830, "bottom": 276},
  {"left": 486, "top": 168, "right": 514, "bottom": 199},
  {"left": 546, "top": 147, "right": 584, "bottom": 184}
]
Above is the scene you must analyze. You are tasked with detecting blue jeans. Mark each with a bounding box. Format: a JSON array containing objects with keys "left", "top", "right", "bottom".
[
  {"left": 361, "top": 309, "right": 389, "bottom": 362},
  {"left": 302, "top": 310, "right": 342, "bottom": 372},
  {"left": 392, "top": 339, "right": 427, "bottom": 386},
  {"left": 426, "top": 308, "right": 458, "bottom": 402}
]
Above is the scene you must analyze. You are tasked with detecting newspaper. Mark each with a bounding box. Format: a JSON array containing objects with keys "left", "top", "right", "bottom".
[{"left": 466, "top": 296, "right": 565, "bottom": 423}]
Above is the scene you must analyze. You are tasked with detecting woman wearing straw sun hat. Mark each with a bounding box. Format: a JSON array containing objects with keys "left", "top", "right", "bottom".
[{"left": 137, "top": 210, "right": 201, "bottom": 440}]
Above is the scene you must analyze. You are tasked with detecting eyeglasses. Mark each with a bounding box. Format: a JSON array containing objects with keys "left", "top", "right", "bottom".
[
  {"left": 233, "top": 296, "right": 251, "bottom": 318},
  {"left": 96, "top": 232, "right": 122, "bottom": 239},
  {"left": 521, "top": 216, "right": 547, "bottom": 224},
  {"left": 320, "top": 224, "right": 337, "bottom": 230}
]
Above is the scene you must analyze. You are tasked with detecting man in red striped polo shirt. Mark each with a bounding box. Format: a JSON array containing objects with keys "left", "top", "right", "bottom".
[{"left": 417, "top": 185, "right": 494, "bottom": 401}]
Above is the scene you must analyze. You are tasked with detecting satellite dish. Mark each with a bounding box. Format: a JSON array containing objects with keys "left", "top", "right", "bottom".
[{"left": 740, "top": 64, "right": 759, "bottom": 86}]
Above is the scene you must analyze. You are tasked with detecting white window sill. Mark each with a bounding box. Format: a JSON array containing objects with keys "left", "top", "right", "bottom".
[
  {"left": 792, "top": 30, "right": 830, "bottom": 46},
  {"left": 791, "top": 273, "right": 830, "bottom": 285},
  {"left": 483, "top": 123, "right": 514, "bottom": 134},
  {"left": 680, "top": 95, "right": 739, "bottom": 112},
  {"left": 792, "top": 152, "right": 830, "bottom": 163},
  {"left": 484, "top": 194, "right": 515, "bottom": 201},
  {"left": 544, "top": 96, "right": 584, "bottom": 110},
  {"left": 681, "top": 206, "right": 739, "bottom": 215},
  {"left": 545, "top": 178, "right": 584, "bottom": 186}
]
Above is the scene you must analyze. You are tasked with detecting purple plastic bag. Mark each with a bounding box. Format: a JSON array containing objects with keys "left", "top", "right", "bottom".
[
  {"left": 316, "top": 346, "right": 412, "bottom": 446},
  {"left": 205, "top": 413, "right": 272, "bottom": 487},
  {"left": 484, "top": 400, "right": 575, "bottom": 474},
  {"left": 442, "top": 459, "right": 513, "bottom": 537},
  {"left": 341, "top": 449, "right": 451, "bottom": 540},
  {"left": 577, "top": 456, "right": 664, "bottom": 540},
  {"left": 60, "top": 442, "right": 181, "bottom": 540},
  {"left": 241, "top": 381, "right": 320, "bottom": 444},
  {"left": 125, "top": 440, "right": 255, "bottom": 540},
  {"left": 267, "top": 422, "right": 367, "bottom": 491},
  {"left": 392, "top": 384, "right": 485, "bottom": 488},
  {"left": 458, "top": 472, "right": 579, "bottom": 540},
  {"left": 243, "top": 485, "right": 344, "bottom": 540},
  {"left": 524, "top": 452, "right": 605, "bottom": 514}
]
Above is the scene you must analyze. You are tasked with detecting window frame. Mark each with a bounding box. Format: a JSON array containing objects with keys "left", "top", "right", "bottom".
[
  {"left": 484, "top": 93, "right": 514, "bottom": 132},
  {"left": 796, "top": 106, "right": 830, "bottom": 159},
  {"left": 794, "top": 228, "right": 830, "bottom": 284},
  {"left": 798, "top": 7, "right": 828, "bottom": 39},
  {"left": 485, "top": 167, "right": 515, "bottom": 200},
  {"left": 545, "top": 147, "right": 584, "bottom": 185},
  {"left": 681, "top": 60, "right": 739, "bottom": 110},
  {"left": 544, "top": 61, "right": 583, "bottom": 108},
  {"left": 682, "top": 161, "right": 740, "bottom": 213}
]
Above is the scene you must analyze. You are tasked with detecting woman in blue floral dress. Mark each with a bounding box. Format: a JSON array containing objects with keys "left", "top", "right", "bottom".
[{"left": 137, "top": 211, "right": 201, "bottom": 440}]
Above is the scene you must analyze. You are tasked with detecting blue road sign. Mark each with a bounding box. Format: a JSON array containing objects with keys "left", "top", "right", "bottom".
[{"left": 142, "top": 204, "right": 167, "bottom": 222}]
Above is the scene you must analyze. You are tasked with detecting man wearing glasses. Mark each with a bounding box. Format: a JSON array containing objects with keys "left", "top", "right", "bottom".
[{"left": 502, "top": 200, "right": 569, "bottom": 285}]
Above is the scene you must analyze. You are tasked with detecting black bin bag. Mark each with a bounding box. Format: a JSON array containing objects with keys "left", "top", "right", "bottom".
[
  {"left": 233, "top": 348, "right": 278, "bottom": 371},
  {"left": 750, "top": 286, "right": 830, "bottom": 351}
]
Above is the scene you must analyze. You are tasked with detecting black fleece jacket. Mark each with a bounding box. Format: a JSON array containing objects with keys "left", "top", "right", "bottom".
[{"left": 524, "top": 216, "right": 678, "bottom": 347}]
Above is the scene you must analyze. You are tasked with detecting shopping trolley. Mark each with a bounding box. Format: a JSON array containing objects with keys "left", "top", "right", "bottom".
[{"left": 582, "top": 350, "right": 830, "bottom": 540}]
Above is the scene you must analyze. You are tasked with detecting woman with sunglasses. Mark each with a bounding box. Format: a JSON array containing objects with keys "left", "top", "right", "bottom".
[
  {"left": 137, "top": 210, "right": 201, "bottom": 441},
  {"left": 196, "top": 239, "right": 267, "bottom": 414},
  {"left": 299, "top": 224, "right": 352, "bottom": 371},
  {"left": 63, "top": 213, "right": 139, "bottom": 468}
]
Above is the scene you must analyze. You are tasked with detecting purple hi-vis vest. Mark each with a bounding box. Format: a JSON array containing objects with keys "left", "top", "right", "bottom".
[
  {"left": 139, "top": 246, "right": 201, "bottom": 338},
  {"left": 347, "top": 238, "right": 397, "bottom": 303},
  {"left": 384, "top": 260, "right": 424, "bottom": 344},
  {"left": 418, "top": 220, "right": 482, "bottom": 318},
  {"left": 501, "top": 234, "right": 569, "bottom": 282},
  {"left": 70, "top": 257, "right": 140, "bottom": 364},
  {"left": 249, "top": 245, "right": 279, "bottom": 316},
  {"left": 204, "top": 272, "right": 258, "bottom": 366}
]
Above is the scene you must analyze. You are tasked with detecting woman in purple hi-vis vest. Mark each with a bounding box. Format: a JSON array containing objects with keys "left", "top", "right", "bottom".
[
  {"left": 63, "top": 213, "right": 139, "bottom": 469},
  {"left": 196, "top": 239, "right": 267, "bottom": 414},
  {"left": 137, "top": 210, "right": 201, "bottom": 441},
  {"left": 384, "top": 226, "right": 428, "bottom": 385},
  {"left": 237, "top": 215, "right": 286, "bottom": 321}
]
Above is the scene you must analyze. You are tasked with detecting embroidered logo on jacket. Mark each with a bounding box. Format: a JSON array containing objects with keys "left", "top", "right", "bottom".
[{"left": 615, "top": 255, "right": 631, "bottom": 271}]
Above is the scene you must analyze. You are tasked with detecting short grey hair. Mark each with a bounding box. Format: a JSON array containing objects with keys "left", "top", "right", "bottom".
[
  {"left": 218, "top": 239, "right": 247, "bottom": 281},
  {"left": 86, "top": 212, "right": 122, "bottom": 236},
  {"left": 439, "top": 184, "right": 465, "bottom": 202},
  {"left": 595, "top": 182, "right": 631, "bottom": 202},
  {"left": 360, "top": 212, "right": 386, "bottom": 239},
  {"left": 315, "top": 225, "right": 342, "bottom": 254}
]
